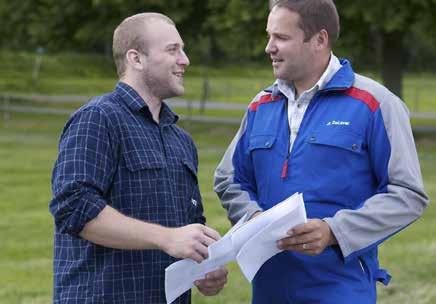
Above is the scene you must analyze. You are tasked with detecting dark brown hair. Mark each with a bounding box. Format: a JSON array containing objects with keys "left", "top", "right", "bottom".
[{"left": 270, "top": 0, "right": 340, "bottom": 47}]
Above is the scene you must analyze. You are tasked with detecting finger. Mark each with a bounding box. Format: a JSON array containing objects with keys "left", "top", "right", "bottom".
[
  {"left": 196, "top": 276, "right": 226, "bottom": 289},
  {"left": 189, "top": 251, "right": 205, "bottom": 263},
  {"left": 278, "top": 236, "right": 316, "bottom": 250},
  {"left": 278, "top": 233, "right": 312, "bottom": 249},
  {"left": 201, "top": 234, "right": 217, "bottom": 247},
  {"left": 202, "top": 226, "right": 221, "bottom": 241},
  {"left": 196, "top": 285, "right": 220, "bottom": 296},
  {"left": 196, "top": 278, "right": 221, "bottom": 289},
  {"left": 277, "top": 240, "right": 299, "bottom": 251},
  {"left": 205, "top": 267, "right": 228, "bottom": 280},
  {"left": 290, "top": 221, "right": 318, "bottom": 235},
  {"left": 194, "top": 242, "right": 209, "bottom": 260},
  {"left": 278, "top": 242, "right": 309, "bottom": 253},
  {"left": 249, "top": 211, "right": 262, "bottom": 220}
]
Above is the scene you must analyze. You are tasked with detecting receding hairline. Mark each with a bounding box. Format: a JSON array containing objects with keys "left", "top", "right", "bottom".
[
  {"left": 112, "top": 13, "right": 179, "bottom": 77},
  {"left": 115, "top": 12, "right": 174, "bottom": 34}
]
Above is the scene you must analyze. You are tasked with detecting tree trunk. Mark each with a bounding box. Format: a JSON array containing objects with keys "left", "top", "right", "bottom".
[{"left": 381, "top": 30, "right": 405, "bottom": 98}]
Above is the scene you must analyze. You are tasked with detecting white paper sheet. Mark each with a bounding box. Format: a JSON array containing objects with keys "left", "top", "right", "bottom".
[
  {"left": 236, "top": 194, "right": 307, "bottom": 281},
  {"left": 165, "top": 214, "right": 249, "bottom": 304},
  {"left": 165, "top": 193, "right": 307, "bottom": 304}
]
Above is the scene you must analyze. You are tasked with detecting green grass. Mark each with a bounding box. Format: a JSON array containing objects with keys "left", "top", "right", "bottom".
[
  {"left": 0, "top": 111, "right": 435, "bottom": 303},
  {"left": 1, "top": 50, "right": 436, "bottom": 113}
]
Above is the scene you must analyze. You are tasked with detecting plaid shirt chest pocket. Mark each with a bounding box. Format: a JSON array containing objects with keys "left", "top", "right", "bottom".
[
  {"left": 120, "top": 143, "right": 182, "bottom": 225},
  {"left": 173, "top": 154, "right": 205, "bottom": 225}
]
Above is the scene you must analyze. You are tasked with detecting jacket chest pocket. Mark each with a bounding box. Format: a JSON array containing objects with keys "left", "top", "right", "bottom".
[
  {"left": 303, "top": 131, "right": 366, "bottom": 204},
  {"left": 248, "top": 134, "right": 277, "bottom": 172},
  {"left": 307, "top": 131, "right": 364, "bottom": 154},
  {"left": 306, "top": 131, "right": 364, "bottom": 161},
  {"left": 248, "top": 135, "right": 278, "bottom": 207},
  {"left": 305, "top": 131, "right": 365, "bottom": 171},
  {"left": 302, "top": 132, "right": 369, "bottom": 193}
]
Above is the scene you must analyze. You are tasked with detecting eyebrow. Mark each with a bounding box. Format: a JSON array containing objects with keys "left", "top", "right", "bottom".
[
  {"left": 267, "top": 30, "right": 291, "bottom": 38},
  {"left": 165, "top": 43, "right": 184, "bottom": 49}
]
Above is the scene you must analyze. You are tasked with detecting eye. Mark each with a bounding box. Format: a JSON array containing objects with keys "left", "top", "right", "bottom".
[
  {"left": 276, "top": 35, "right": 288, "bottom": 40},
  {"left": 167, "top": 44, "right": 180, "bottom": 54}
]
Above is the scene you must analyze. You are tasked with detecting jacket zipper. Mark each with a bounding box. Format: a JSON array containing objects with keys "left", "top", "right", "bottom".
[{"left": 281, "top": 100, "right": 291, "bottom": 179}]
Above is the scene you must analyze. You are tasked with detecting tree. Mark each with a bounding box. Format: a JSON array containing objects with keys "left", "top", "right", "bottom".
[
  {"left": 335, "top": 0, "right": 436, "bottom": 98},
  {"left": 1, "top": 0, "right": 436, "bottom": 92},
  {"left": 204, "top": 0, "right": 269, "bottom": 63}
]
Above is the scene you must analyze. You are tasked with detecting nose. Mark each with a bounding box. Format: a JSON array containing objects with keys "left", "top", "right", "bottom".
[
  {"left": 177, "top": 49, "right": 190, "bottom": 66},
  {"left": 265, "top": 37, "right": 276, "bottom": 54}
]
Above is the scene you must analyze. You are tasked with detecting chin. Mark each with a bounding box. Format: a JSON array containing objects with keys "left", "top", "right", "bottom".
[
  {"left": 273, "top": 71, "right": 283, "bottom": 79},
  {"left": 172, "top": 86, "right": 185, "bottom": 97}
]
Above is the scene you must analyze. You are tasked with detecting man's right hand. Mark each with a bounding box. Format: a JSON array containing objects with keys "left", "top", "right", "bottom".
[{"left": 160, "top": 224, "right": 221, "bottom": 263}]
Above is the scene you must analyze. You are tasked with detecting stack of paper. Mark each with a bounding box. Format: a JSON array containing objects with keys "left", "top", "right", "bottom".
[{"left": 165, "top": 192, "right": 307, "bottom": 304}]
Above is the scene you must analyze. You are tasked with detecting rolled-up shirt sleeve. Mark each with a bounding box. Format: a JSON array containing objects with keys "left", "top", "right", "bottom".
[{"left": 50, "top": 106, "right": 117, "bottom": 236}]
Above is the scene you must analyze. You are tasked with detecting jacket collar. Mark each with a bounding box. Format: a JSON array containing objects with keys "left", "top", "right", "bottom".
[{"left": 267, "top": 58, "right": 355, "bottom": 99}]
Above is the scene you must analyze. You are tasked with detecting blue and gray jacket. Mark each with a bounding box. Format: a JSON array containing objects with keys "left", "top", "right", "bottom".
[{"left": 214, "top": 60, "right": 428, "bottom": 303}]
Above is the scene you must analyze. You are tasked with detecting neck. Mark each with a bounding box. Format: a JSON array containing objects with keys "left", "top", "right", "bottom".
[
  {"left": 121, "top": 76, "right": 162, "bottom": 123},
  {"left": 294, "top": 53, "right": 331, "bottom": 99}
]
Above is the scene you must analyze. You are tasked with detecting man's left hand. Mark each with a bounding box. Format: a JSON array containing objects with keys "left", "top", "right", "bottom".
[
  {"left": 194, "top": 266, "right": 228, "bottom": 296},
  {"left": 277, "top": 219, "right": 337, "bottom": 256}
]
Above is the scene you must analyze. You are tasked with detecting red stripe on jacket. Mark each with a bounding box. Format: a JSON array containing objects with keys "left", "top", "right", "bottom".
[
  {"left": 249, "top": 94, "right": 280, "bottom": 112},
  {"left": 344, "top": 87, "right": 380, "bottom": 112}
]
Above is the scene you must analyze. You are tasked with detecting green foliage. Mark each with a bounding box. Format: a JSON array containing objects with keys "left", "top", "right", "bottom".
[
  {"left": 1, "top": 0, "right": 436, "bottom": 72},
  {"left": 335, "top": 0, "right": 436, "bottom": 70}
]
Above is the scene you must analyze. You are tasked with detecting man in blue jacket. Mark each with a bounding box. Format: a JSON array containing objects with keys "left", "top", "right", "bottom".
[{"left": 214, "top": 0, "right": 429, "bottom": 303}]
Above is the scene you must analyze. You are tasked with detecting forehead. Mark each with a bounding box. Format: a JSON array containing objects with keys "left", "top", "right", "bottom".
[
  {"left": 266, "top": 6, "right": 301, "bottom": 33},
  {"left": 143, "top": 19, "right": 183, "bottom": 48}
]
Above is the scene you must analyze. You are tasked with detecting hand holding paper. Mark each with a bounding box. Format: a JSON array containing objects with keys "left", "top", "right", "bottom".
[
  {"left": 165, "top": 193, "right": 307, "bottom": 304},
  {"left": 277, "top": 218, "right": 337, "bottom": 255}
]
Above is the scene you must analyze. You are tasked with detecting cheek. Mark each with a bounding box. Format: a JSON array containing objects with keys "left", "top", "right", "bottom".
[{"left": 279, "top": 43, "right": 297, "bottom": 56}]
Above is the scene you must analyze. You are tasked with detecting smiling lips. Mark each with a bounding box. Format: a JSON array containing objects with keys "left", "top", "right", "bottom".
[
  {"left": 173, "top": 71, "right": 184, "bottom": 78},
  {"left": 271, "top": 58, "right": 284, "bottom": 67}
]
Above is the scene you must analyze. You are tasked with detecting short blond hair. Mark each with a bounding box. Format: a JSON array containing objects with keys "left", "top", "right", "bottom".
[{"left": 112, "top": 13, "right": 175, "bottom": 77}]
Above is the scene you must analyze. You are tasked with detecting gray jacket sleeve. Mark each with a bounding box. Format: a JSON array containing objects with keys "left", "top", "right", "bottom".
[
  {"left": 214, "top": 113, "right": 262, "bottom": 225},
  {"left": 324, "top": 75, "right": 429, "bottom": 261}
]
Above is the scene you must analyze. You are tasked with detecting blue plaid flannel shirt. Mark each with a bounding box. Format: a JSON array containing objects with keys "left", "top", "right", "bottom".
[{"left": 50, "top": 82, "right": 205, "bottom": 303}]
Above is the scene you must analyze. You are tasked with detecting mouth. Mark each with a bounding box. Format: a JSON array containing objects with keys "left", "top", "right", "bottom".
[
  {"left": 271, "top": 58, "right": 283, "bottom": 66},
  {"left": 173, "top": 71, "right": 185, "bottom": 79}
]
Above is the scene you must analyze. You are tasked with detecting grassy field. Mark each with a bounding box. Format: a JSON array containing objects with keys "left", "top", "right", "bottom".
[
  {"left": 1, "top": 51, "right": 436, "bottom": 113},
  {"left": 0, "top": 110, "right": 435, "bottom": 303}
]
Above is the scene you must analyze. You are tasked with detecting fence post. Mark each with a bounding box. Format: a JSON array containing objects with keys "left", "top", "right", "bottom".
[
  {"left": 414, "top": 85, "right": 420, "bottom": 112},
  {"left": 3, "top": 95, "right": 10, "bottom": 128},
  {"left": 200, "top": 75, "right": 209, "bottom": 114},
  {"left": 32, "top": 47, "right": 45, "bottom": 84},
  {"left": 187, "top": 97, "right": 193, "bottom": 126}
]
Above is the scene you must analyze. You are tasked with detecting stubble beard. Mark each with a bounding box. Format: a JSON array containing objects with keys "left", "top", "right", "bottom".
[{"left": 142, "top": 71, "right": 183, "bottom": 101}]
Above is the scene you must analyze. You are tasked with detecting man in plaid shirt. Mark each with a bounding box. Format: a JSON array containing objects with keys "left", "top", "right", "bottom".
[{"left": 50, "top": 13, "right": 227, "bottom": 303}]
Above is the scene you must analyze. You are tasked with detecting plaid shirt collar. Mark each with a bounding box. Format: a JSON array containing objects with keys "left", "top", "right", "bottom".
[{"left": 116, "top": 81, "right": 179, "bottom": 126}]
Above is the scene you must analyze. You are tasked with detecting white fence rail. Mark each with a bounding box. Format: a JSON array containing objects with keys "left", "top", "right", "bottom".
[{"left": 1, "top": 93, "right": 436, "bottom": 127}]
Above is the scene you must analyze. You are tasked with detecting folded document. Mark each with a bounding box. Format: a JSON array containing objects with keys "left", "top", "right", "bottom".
[{"left": 165, "top": 192, "right": 307, "bottom": 303}]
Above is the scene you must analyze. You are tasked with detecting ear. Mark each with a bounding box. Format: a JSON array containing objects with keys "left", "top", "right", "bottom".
[
  {"left": 125, "top": 49, "right": 144, "bottom": 70},
  {"left": 312, "top": 29, "right": 329, "bottom": 51}
]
